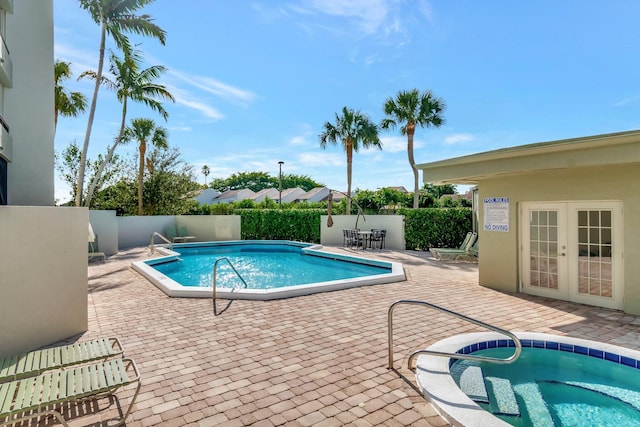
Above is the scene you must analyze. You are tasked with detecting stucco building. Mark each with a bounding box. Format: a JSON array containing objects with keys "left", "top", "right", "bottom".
[
  {"left": 0, "top": 0, "right": 87, "bottom": 356},
  {"left": 418, "top": 130, "right": 640, "bottom": 314}
]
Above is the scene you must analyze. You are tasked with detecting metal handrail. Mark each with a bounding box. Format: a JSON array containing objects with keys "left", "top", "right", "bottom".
[
  {"left": 149, "top": 232, "right": 173, "bottom": 254},
  {"left": 212, "top": 257, "right": 248, "bottom": 316},
  {"left": 388, "top": 300, "right": 521, "bottom": 370}
]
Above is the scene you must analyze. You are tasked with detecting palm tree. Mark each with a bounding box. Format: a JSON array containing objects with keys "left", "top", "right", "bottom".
[
  {"left": 80, "top": 48, "right": 174, "bottom": 207},
  {"left": 201, "top": 165, "right": 211, "bottom": 185},
  {"left": 123, "top": 118, "right": 169, "bottom": 215},
  {"left": 54, "top": 60, "right": 87, "bottom": 133},
  {"left": 76, "top": 0, "right": 167, "bottom": 207},
  {"left": 319, "top": 107, "right": 381, "bottom": 215},
  {"left": 381, "top": 89, "right": 446, "bottom": 209}
]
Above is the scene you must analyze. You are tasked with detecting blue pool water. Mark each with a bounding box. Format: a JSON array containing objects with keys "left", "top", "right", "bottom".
[
  {"left": 452, "top": 347, "right": 640, "bottom": 426},
  {"left": 148, "top": 242, "right": 392, "bottom": 289}
]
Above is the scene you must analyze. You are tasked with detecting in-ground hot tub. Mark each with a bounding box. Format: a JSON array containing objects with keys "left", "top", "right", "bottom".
[{"left": 415, "top": 332, "right": 640, "bottom": 426}]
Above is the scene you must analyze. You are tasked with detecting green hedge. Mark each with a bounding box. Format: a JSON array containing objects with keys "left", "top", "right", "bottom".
[
  {"left": 236, "top": 209, "right": 324, "bottom": 243},
  {"left": 399, "top": 207, "right": 473, "bottom": 250},
  {"left": 235, "top": 207, "right": 472, "bottom": 250}
]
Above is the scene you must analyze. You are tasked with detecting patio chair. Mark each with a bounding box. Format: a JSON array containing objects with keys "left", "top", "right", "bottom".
[
  {"left": 343, "top": 229, "right": 355, "bottom": 248},
  {"left": 88, "top": 235, "right": 106, "bottom": 262},
  {"left": 166, "top": 224, "right": 196, "bottom": 243},
  {"left": 0, "top": 357, "right": 141, "bottom": 427},
  {"left": 177, "top": 224, "right": 196, "bottom": 242},
  {"left": 429, "top": 232, "right": 476, "bottom": 259},
  {"left": 343, "top": 229, "right": 362, "bottom": 249},
  {"left": 0, "top": 337, "right": 124, "bottom": 383},
  {"left": 370, "top": 229, "right": 386, "bottom": 249},
  {"left": 432, "top": 239, "right": 479, "bottom": 262}
]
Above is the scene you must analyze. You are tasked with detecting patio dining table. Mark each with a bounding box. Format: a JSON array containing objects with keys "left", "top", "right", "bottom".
[{"left": 357, "top": 230, "right": 373, "bottom": 249}]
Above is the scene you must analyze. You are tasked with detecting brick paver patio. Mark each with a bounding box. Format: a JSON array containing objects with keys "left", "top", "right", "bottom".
[{"left": 54, "top": 246, "right": 640, "bottom": 426}]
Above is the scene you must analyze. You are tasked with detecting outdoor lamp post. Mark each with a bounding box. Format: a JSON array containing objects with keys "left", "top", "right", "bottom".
[{"left": 278, "top": 161, "right": 284, "bottom": 209}]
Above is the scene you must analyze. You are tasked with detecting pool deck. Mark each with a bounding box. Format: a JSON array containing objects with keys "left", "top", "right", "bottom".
[{"left": 60, "top": 246, "right": 640, "bottom": 426}]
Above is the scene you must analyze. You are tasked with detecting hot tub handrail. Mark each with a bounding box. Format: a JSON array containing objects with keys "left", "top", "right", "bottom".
[
  {"left": 149, "top": 232, "right": 173, "bottom": 254},
  {"left": 388, "top": 299, "right": 522, "bottom": 370},
  {"left": 212, "top": 257, "right": 248, "bottom": 316}
]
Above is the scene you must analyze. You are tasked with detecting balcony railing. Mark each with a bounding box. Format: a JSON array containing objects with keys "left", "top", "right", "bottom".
[
  {"left": 0, "top": 33, "right": 11, "bottom": 88},
  {"left": 0, "top": 0, "right": 13, "bottom": 14},
  {"left": 0, "top": 118, "right": 12, "bottom": 161}
]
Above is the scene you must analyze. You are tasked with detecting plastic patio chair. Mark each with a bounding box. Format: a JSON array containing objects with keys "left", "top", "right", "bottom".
[
  {"left": 430, "top": 232, "right": 477, "bottom": 260},
  {"left": 0, "top": 337, "right": 124, "bottom": 383},
  {"left": 0, "top": 357, "right": 141, "bottom": 426},
  {"left": 88, "top": 235, "right": 106, "bottom": 262}
]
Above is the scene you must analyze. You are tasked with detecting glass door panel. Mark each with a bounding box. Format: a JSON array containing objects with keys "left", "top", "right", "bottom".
[
  {"left": 576, "top": 209, "right": 613, "bottom": 299},
  {"left": 521, "top": 203, "right": 568, "bottom": 300},
  {"left": 528, "top": 209, "right": 559, "bottom": 290},
  {"left": 522, "top": 201, "right": 623, "bottom": 310}
]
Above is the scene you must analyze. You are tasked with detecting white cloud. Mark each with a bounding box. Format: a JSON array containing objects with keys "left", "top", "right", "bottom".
[
  {"left": 377, "top": 135, "right": 422, "bottom": 153},
  {"left": 306, "top": 0, "right": 389, "bottom": 35},
  {"left": 169, "top": 125, "right": 192, "bottom": 132},
  {"left": 298, "top": 151, "right": 343, "bottom": 167},
  {"left": 53, "top": 42, "right": 97, "bottom": 77},
  {"left": 169, "top": 70, "right": 257, "bottom": 108},
  {"left": 290, "top": 135, "right": 307, "bottom": 145},
  {"left": 166, "top": 85, "right": 224, "bottom": 120},
  {"left": 444, "top": 133, "right": 474, "bottom": 145},
  {"left": 289, "top": 124, "right": 315, "bottom": 145}
]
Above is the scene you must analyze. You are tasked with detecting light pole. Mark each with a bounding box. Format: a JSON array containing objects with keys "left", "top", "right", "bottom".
[{"left": 278, "top": 161, "right": 284, "bottom": 209}]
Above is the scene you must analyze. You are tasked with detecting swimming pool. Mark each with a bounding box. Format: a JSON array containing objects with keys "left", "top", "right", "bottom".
[
  {"left": 415, "top": 332, "right": 640, "bottom": 426},
  {"left": 132, "top": 240, "right": 405, "bottom": 299}
]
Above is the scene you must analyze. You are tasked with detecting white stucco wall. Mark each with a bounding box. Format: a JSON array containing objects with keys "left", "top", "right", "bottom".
[
  {"left": 477, "top": 164, "right": 640, "bottom": 314},
  {"left": 5, "top": 0, "right": 54, "bottom": 206},
  {"left": 89, "top": 210, "right": 119, "bottom": 256},
  {"left": 0, "top": 207, "right": 88, "bottom": 356},
  {"left": 116, "top": 215, "right": 242, "bottom": 249},
  {"left": 320, "top": 215, "right": 405, "bottom": 250}
]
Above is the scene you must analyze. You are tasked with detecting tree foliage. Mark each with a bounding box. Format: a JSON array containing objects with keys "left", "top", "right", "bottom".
[
  {"left": 381, "top": 88, "right": 446, "bottom": 208},
  {"left": 54, "top": 60, "right": 87, "bottom": 132},
  {"left": 320, "top": 106, "right": 382, "bottom": 215},
  {"left": 91, "top": 145, "right": 199, "bottom": 215},
  {"left": 55, "top": 141, "right": 122, "bottom": 206},
  {"left": 209, "top": 172, "right": 324, "bottom": 193},
  {"left": 76, "top": 0, "right": 167, "bottom": 206},
  {"left": 79, "top": 48, "right": 174, "bottom": 207}
]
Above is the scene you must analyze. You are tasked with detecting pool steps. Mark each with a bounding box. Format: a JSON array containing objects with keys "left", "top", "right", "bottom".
[
  {"left": 486, "top": 377, "right": 519, "bottom": 416},
  {"left": 512, "top": 383, "right": 554, "bottom": 426},
  {"left": 458, "top": 366, "right": 488, "bottom": 403}
]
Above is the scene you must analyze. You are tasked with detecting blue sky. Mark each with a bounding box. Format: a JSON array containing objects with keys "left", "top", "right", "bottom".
[{"left": 54, "top": 1, "right": 640, "bottom": 202}]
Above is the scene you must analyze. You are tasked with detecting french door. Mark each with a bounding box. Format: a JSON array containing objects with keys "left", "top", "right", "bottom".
[{"left": 520, "top": 202, "right": 623, "bottom": 309}]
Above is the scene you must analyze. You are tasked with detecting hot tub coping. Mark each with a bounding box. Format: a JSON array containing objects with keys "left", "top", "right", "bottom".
[{"left": 415, "top": 331, "right": 640, "bottom": 427}]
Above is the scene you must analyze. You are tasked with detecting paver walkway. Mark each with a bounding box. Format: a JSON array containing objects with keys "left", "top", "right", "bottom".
[{"left": 57, "top": 246, "right": 640, "bottom": 426}]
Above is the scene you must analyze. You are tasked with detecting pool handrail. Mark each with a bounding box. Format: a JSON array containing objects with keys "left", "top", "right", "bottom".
[
  {"left": 212, "top": 257, "right": 248, "bottom": 316},
  {"left": 149, "top": 232, "right": 173, "bottom": 254},
  {"left": 388, "top": 299, "right": 522, "bottom": 370}
]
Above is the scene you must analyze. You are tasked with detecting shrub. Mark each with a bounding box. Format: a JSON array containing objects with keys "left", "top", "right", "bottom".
[
  {"left": 236, "top": 209, "right": 325, "bottom": 243},
  {"left": 399, "top": 207, "right": 472, "bottom": 250}
]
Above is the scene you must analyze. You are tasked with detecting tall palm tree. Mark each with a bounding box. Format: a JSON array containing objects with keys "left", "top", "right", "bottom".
[
  {"left": 123, "top": 118, "right": 168, "bottom": 215},
  {"left": 319, "top": 107, "right": 381, "bottom": 215},
  {"left": 76, "top": 0, "right": 166, "bottom": 207},
  {"left": 80, "top": 48, "right": 174, "bottom": 207},
  {"left": 201, "top": 165, "right": 210, "bottom": 185},
  {"left": 54, "top": 60, "right": 87, "bottom": 133},
  {"left": 381, "top": 89, "right": 446, "bottom": 208}
]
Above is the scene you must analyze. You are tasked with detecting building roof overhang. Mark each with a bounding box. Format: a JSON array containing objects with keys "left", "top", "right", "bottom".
[{"left": 417, "top": 129, "right": 640, "bottom": 185}]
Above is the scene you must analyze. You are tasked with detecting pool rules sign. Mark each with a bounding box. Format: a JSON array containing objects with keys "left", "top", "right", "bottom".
[{"left": 483, "top": 197, "right": 510, "bottom": 232}]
